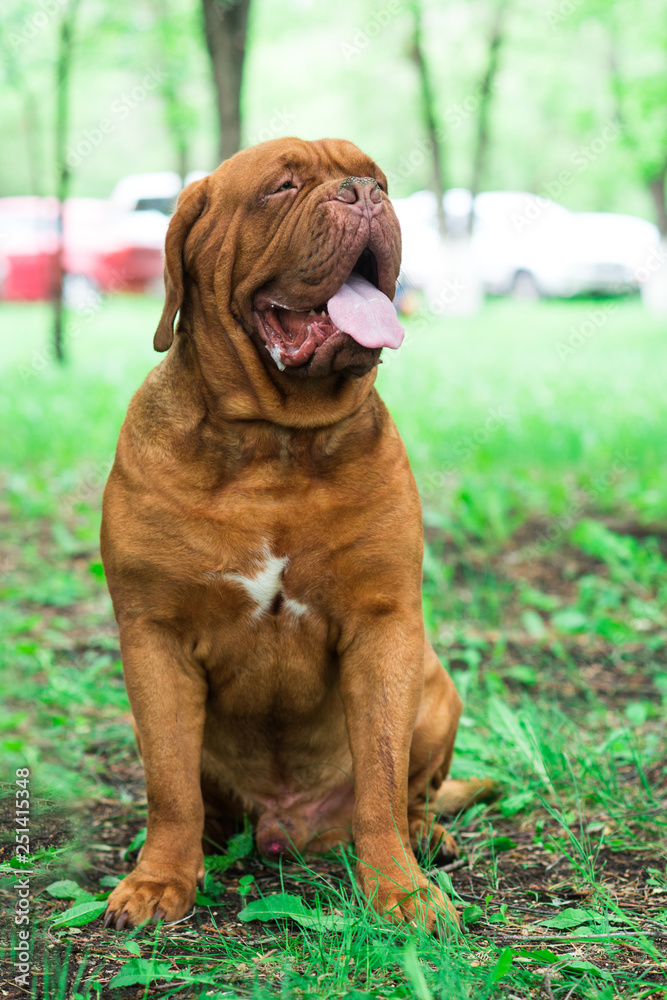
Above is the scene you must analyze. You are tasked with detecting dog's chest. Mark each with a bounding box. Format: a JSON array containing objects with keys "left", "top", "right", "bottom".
[
  {"left": 197, "top": 540, "right": 335, "bottom": 711},
  {"left": 220, "top": 547, "right": 309, "bottom": 620}
]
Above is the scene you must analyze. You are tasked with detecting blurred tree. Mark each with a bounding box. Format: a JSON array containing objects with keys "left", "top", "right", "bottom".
[
  {"left": 409, "top": 0, "right": 447, "bottom": 236},
  {"left": 555, "top": 0, "right": 667, "bottom": 233},
  {"left": 54, "top": 0, "right": 83, "bottom": 363},
  {"left": 202, "top": 0, "right": 251, "bottom": 163},
  {"left": 607, "top": 1, "right": 667, "bottom": 235},
  {"left": 149, "top": 0, "right": 200, "bottom": 182},
  {"left": 469, "top": 0, "right": 511, "bottom": 202}
]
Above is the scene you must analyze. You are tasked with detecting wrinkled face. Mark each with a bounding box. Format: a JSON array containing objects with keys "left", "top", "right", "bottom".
[{"left": 216, "top": 138, "right": 403, "bottom": 378}]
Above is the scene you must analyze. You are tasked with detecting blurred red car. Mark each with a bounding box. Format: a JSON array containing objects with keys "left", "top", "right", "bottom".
[{"left": 0, "top": 196, "right": 168, "bottom": 302}]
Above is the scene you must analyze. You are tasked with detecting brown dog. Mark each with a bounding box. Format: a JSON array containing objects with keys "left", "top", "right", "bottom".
[{"left": 101, "top": 137, "right": 490, "bottom": 932}]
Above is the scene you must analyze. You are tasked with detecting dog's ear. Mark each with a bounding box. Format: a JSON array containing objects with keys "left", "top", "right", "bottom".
[{"left": 154, "top": 177, "right": 209, "bottom": 352}]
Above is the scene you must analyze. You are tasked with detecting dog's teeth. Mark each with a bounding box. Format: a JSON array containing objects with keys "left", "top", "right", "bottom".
[
  {"left": 320, "top": 310, "right": 326, "bottom": 316},
  {"left": 308, "top": 309, "right": 316, "bottom": 316}
]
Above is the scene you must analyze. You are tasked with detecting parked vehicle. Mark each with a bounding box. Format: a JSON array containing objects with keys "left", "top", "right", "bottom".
[
  {"left": 0, "top": 195, "right": 167, "bottom": 302},
  {"left": 109, "top": 171, "right": 182, "bottom": 216},
  {"left": 0, "top": 197, "right": 60, "bottom": 301},
  {"left": 64, "top": 197, "right": 168, "bottom": 296},
  {"left": 392, "top": 188, "right": 660, "bottom": 306},
  {"left": 471, "top": 192, "right": 660, "bottom": 298},
  {"left": 109, "top": 170, "right": 209, "bottom": 215}
]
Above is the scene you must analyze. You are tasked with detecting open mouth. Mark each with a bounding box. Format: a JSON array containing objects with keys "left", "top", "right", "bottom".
[
  {"left": 255, "top": 248, "right": 403, "bottom": 371},
  {"left": 258, "top": 301, "right": 341, "bottom": 371},
  {"left": 352, "top": 246, "right": 380, "bottom": 289}
]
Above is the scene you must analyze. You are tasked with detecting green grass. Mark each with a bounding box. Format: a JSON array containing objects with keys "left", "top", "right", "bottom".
[{"left": 1, "top": 295, "right": 666, "bottom": 998}]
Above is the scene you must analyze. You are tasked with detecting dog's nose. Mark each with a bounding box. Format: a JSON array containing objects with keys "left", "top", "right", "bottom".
[{"left": 335, "top": 176, "right": 383, "bottom": 216}]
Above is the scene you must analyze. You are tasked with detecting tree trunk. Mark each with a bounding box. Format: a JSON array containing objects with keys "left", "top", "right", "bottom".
[
  {"left": 410, "top": 0, "right": 446, "bottom": 238},
  {"left": 469, "top": 0, "right": 510, "bottom": 209},
  {"left": 202, "top": 0, "right": 251, "bottom": 164},
  {"left": 649, "top": 170, "right": 667, "bottom": 238},
  {"left": 53, "top": 0, "right": 81, "bottom": 365},
  {"left": 177, "top": 142, "right": 188, "bottom": 187}
]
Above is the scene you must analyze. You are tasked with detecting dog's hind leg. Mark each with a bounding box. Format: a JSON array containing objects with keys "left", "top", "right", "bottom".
[{"left": 407, "top": 640, "right": 496, "bottom": 863}]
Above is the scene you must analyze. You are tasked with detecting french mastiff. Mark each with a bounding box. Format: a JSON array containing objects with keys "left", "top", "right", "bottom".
[{"left": 101, "top": 137, "right": 491, "bottom": 932}]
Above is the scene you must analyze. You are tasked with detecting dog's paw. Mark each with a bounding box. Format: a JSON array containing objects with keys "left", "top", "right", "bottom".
[
  {"left": 103, "top": 867, "right": 198, "bottom": 929},
  {"left": 409, "top": 818, "right": 459, "bottom": 866},
  {"left": 383, "top": 877, "right": 459, "bottom": 932},
  {"left": 358, "top": 859, "right": 460, "bottom": 933}
]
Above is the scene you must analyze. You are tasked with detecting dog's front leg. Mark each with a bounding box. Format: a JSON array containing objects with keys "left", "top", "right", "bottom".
[
  {"left": 103, "top": 624, "right": 207, "bottom": 929},
  {"left": 339, "top": 617, "right": 459, "bottom": 931}
]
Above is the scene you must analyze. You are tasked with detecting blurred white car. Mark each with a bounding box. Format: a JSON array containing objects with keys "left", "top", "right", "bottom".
[
  {"left": 473, "top": 192, "right": 660, "bottom": 298},
  {"left": 393, "top": 189, "right": 660, "bottom": 304},
  {"left": 110, "top": 170, "right": 209, "bottom": 216},
  {"left": 567, "top": 211, "right": 660, "bottom": 294},
  {"left": 392, "top": 189, "right": 442, "bottom": 291},
  {"left": 471, "top": 191, "right": 574, "bottom": 298}
]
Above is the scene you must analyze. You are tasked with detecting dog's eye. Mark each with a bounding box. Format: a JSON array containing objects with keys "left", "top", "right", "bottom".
[{"left": 274, "top": 180, "right": 295, "bottom": 194}]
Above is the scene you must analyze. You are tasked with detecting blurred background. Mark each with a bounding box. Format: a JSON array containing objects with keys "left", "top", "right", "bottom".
[
  {"left": 2, "top": 3, "right": 667, "bottom": 990},
  {"left": 2, "top": 0, "right": 667, "bottom": 321}
]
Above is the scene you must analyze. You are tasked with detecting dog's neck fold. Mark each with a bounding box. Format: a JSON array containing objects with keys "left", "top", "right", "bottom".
[{"left": 180, "top": 322, "right": 379, "bottom": 430}]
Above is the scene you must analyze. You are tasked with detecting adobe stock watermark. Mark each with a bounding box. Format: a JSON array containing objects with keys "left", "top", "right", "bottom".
[
  {"left": 420, "top": 405, "right": 514, "bottom": 499},
  {"left": 546, "top": 0, "right": 585, "bottom": 31},
  {"left": 9, "top": 0, "right": 68, "bottom": 50},
  {"left": 246, "top": 109, "right": 296, "bottom": 147},
  {"left": 68, "top": 461, "right": 114, "bottom": 513},
  {"left": 210, "top": 0, "right": 247, "bottom": 18},
  {"left": 430, "top": 276, "right": 469, "bottom": 313},
  {"left": 519, "top": 451, "right": 636, "bottom": 560},
  {"left": 556, "top": 301, "right": 618, "bottom": 361},
  {"left": 511, "top": 120, "right": 623, "bottom": 234},
  {"left": 64, "top": 67, "right": 166, "bottom": 169},
  {"left": 13, "top": 767, "right": 32, "bottom": 990},
  {"left": 381, "top": 274, "right": 468, "bottom": 373},
  {"left": 382, "top": 267, "right": 473, "bottom": 375},
  {"left": 340, "top": 0, "right": 401, "bottom": 63},
  {"left": 385, "top": 133, "right": 444, "bottom": 189},
  {"left": 384, "top": 80, "right": 506, "bottom": 189}
]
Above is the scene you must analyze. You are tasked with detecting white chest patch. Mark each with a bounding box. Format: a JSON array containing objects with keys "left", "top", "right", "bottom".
[
  {"left": 284, "top": 597, "right": 309, "bottom": 618},
  {"left": 224, "top": 549, "right": 308, "bottom": 619}
]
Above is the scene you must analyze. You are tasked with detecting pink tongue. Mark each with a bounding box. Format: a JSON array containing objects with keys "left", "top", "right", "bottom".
[{"left": 327, "top": 273, "right": 405, "bottom": 350}]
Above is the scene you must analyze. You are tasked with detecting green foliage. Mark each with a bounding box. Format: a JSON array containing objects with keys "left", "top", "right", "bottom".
[
  {"left": 45, "top": 879, "right": 92, "bottom": 900},
  {"left": 205, "top": 824, "right": 254, "bottom": 872},
  {"left": 461, "top": 903, "right": 483, "bottom": 925},
  {"left": 51, "top": 899, "right": 108, "bottom": 928},
  {"left": 402, "top": 939, "right": 434, "bottom": 1000},
  {"left": 239, "top": 891, "right": 354, "bottom": 931},
  {"left": 1, "top": 296, "right": 665, "bottom": 997}
]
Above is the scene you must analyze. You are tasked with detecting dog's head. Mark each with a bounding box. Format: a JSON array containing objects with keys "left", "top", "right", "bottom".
[{"left": 154, "top": 137, "right": 403, "bottom": 381}]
